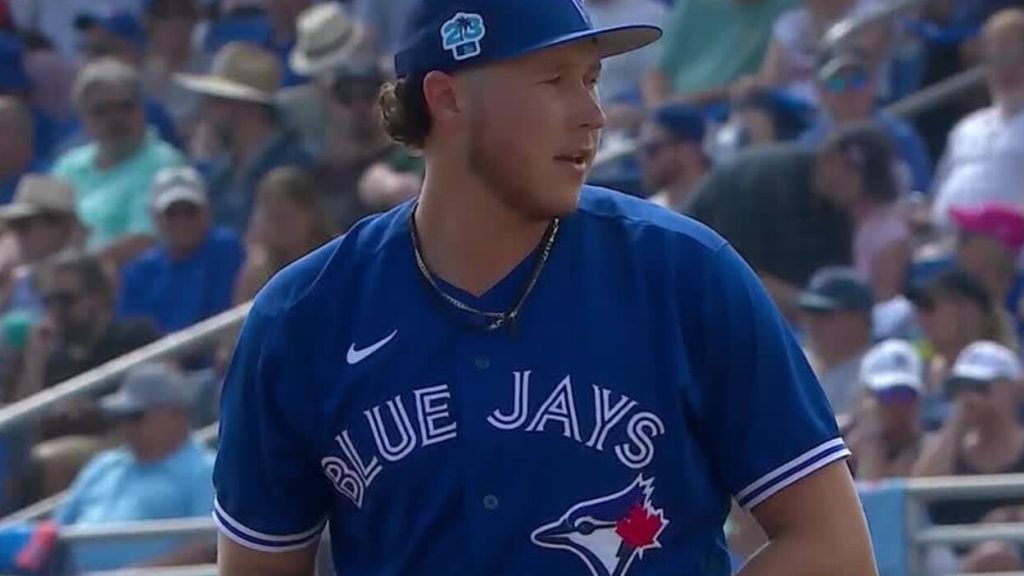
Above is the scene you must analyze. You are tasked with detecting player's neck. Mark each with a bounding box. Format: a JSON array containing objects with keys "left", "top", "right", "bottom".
[{"left": 415, "top": 166, "right": 553, "bottom": 298}]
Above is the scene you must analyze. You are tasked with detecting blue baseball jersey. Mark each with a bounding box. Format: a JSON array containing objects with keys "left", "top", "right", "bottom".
[{"left": 213, "top": 185, "right": 849, "bottom": 576}]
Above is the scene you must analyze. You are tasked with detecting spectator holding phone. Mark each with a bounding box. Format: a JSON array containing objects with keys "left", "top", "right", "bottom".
[
  {"left": 912, "top": 340, "right": 1024, "bottom": 572},
  {"left": 846, "top": 339, "right": 924, "bottom": 480}
]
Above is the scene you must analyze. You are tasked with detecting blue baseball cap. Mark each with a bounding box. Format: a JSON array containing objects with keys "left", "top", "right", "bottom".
[
  {"left": 74, "top": 11, "right": 147, "bottom": 48},
  {"left": 651, "top": 104, "right": 706, "bottom": 143},
  {"left": 394, "top": 0, "right": 662, "bottom": 78},
  {"left": 798, "top": 267, "right": 874, "bottom": 313}
]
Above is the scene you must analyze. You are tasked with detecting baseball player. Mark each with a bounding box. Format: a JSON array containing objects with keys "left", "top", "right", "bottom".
[{"left": 214, "top": 0, "right": 877, "bottom": 575}]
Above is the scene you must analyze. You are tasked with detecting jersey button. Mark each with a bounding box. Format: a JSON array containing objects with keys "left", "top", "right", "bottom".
[
  {"left": 475, "top": 356, "right": 490, "bottom": 371},
  {"left": 483, "top": 494, "right": 499, "bottom": 510}
]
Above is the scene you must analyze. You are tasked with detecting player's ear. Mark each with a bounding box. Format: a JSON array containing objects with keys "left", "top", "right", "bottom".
[{"left": 422, "top": 71, "right": 463, "bottom": 126}]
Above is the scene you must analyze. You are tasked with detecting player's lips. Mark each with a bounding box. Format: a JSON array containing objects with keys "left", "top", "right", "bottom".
[{"left": 553, "top": 148, "right": 595, "bottom": 172}]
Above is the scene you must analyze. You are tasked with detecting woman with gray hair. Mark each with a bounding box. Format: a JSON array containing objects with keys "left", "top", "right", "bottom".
[{"left": 51, "top": 57, "right": 185, "bottom": 266}]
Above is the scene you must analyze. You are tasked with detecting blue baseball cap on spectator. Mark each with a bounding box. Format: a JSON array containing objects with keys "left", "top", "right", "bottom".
[
  {"left": 798, "top": 267, "right": 874, "bottom": 313},
  {"left": 0, "top": 34, "right": 30, "bottom": 93},
  {"left": 74, "top": 10, "right": 147, "bottom": 48},
  {"left": 651, "top": 103, "right": 706, "bottom": 143},
  {"left": 394, "top": 0, "right": 662, "bottom": 78}
]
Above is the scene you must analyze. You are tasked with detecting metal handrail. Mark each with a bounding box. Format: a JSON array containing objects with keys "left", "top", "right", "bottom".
[
  {"left": 60, "top": 517, "right": 216, "bottom": 543},
  {"left": 883, "top": 64, "right": 986, "bottom": 118},
  {"left": 916, "top": 522, "right": 1024, "bottom": 546},
  {"left": 0, "top": 302, "right": 250, "bottom": 434},
  {"left": 80, "top": 565, "right": 219, "bottom": 576},
  {"left": 902, "top": 473, "right": 1024, "bottom": 501},
  {"left": 0, "top": 422, "right": 220, "bottom": 527}
]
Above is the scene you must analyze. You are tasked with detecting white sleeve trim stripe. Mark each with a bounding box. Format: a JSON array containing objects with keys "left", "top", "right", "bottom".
[
  {"left": 741, "top": 448, "right": 851, "bottom": 510},
  {"left": 734, "top": 438, "right": 847, "bottom": 501},
  {"left": 213, "top": 512, "right": 322, "bottom": 554},
  {"left": 214, "top": 497, "right": 327, "bottom": 544}
]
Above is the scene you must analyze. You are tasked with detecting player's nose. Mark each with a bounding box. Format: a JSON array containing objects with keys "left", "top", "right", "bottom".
[{"left": 575, "top": 90, "right": 606, "bottom": 131}]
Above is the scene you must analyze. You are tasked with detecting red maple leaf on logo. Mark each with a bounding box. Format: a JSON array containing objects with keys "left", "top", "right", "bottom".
[{"left": 615, "top": 503, "right": 663, "bottom": 549}]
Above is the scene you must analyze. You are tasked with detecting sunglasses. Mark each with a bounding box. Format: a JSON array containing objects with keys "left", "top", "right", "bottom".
[
  {"left": 42, "top": 291, "right": 80, "bottom": 309},
  {"left": 822, "top": 70, "right": 869, "bottom": 94},
  {"left": 639, "top": 140, "right": 670, "bottom": 158},
  {"left": 87, "top": 98, "right": 138, "bottom": 119},
  {"left": 944, "top": 377, "right": 992, "bottom": 400},
  {"left": 874, "top": 386, "right": 919, "bottom": 404},
  {"left": 162, "top": 203, "right": 202, "bottom": 219},
  {"left": 8, "top": 213, "right": 65, "bottom": 233}
]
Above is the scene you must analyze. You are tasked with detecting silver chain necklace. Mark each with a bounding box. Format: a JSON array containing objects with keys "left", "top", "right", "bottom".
[{"left": 409, "top": 207, "right": 560, "bottom": 334}]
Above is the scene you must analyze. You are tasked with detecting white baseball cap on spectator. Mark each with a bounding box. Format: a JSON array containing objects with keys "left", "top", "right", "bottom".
[
  {"left": 859, "top": 339, "right": 923, "bottom": 395},
  {"left": 151, "top": 166, "right": 208, "bottom": 213},
  {"left": 289, "top": 2, "right": 365, "bottom": 78},
  {"left": 949, "top": 340, "right": 1023, "bottom": 383}
]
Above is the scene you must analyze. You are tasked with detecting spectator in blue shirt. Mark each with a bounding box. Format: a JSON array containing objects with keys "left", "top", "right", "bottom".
[
  {"left": 0, "top": 33, "right": 65, "bottom": 165},
  {"left": 177, "top": 41, "right": 312, "bottom": 232},
  {"left": 799, "top": 48, "right": 932, "bottom": 193},
  {"left": 55, "top": 362, "right": 216, "bottom": 572},
  {"left": 117, "top": 166, "right": 244, "bottom": 335}
]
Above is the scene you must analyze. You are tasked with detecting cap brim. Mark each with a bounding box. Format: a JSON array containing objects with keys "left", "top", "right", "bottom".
[
  {"left": 865, "top": 373, "right": 922, "bottom": 392},
  {"left": 174, "top": 74, "right": 275, "bottom": 104},
  {"left": 797, "top": 292, "right": 840, "bottom": 312},
  {"left": 951, "top": 365, "right": 1000, "bottom": 383},
  {"left": 0, "top": 204, "right": 42, "bottom": 220},
  {"left": 536, "top": 24, "right": 662, "bottom": 62},
  {"left": 154, "top": 188, "right": 207, "bottom": 212},
  {"left": 100, "top": 392, "right": 144, "bottom": 417}
]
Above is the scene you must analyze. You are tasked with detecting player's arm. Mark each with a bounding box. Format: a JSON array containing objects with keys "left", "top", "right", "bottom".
[
  {"left": 688, "top": 242, "right": 876, "bottom": 575},
  {"left": 219, "top": 535, "right": 318, "bottom": 576},
  {"left": 737, "top": 461, "right": 876, "bottom": 576},
  {"left": 214, "top": 304, "right": 330, "bottom": 576}
]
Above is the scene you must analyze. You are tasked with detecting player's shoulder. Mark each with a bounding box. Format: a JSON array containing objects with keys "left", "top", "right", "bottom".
[
  {"left": 247, "top": 201, "right": 413, "bottom": 322},
  {"left": 576, "top": 185, "right": 728, "bottom": 254}
]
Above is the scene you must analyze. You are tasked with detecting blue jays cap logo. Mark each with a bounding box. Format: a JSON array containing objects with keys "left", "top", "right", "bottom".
[
  {"left": 531, "top": 475, "right": 668, "bottom": 576},
  {"left": 441, "top": 12, "right": 486, "bottom": 62}
]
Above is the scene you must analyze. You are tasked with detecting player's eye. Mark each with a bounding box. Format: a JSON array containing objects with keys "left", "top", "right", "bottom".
[{"left": 542, "top": 75, "right": 563, "bottom": 86}]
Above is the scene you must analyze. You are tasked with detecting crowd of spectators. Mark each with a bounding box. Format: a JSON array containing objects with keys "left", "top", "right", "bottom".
[{"left": 0, "top": 0, "right": 1019, "bottom": 573}]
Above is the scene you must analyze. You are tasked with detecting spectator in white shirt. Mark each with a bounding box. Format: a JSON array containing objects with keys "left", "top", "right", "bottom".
[{"left": 931, "top": 8, "right": 1024, "bottom": 229}]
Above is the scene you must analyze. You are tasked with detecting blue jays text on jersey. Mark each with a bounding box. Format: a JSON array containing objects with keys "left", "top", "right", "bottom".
[{"left": 213, "top": 186, "right": 851, "bottom": 576}]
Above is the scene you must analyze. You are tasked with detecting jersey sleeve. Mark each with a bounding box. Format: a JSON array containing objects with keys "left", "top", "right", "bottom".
[
  {"left": 212, "top": 305, "right": 330, "bottom": 552},
  {"left": 693, "top": 243, "right": 850, "bottom": 511}
]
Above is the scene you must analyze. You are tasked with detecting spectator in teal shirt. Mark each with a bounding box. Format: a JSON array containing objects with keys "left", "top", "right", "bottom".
[
  {"left": 54, "top": 363, "right": 216, "bottom": 572},
  {"left": 645, "top": 0, "right": 796, "bottom": 105},
  {"left": 51, "top": 58, "right": 183, "bottom": 266}
]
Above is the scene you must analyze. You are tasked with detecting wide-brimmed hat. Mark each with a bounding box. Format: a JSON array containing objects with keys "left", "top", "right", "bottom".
[
  {"left": 175, "top": 41, "right": 280, "bottom": 104},
  {"left": 289, "top": 2, "right": 365, "bottom": 78},
  {"left": 0, "top": 175, "right": 77, "bottom": 220}
]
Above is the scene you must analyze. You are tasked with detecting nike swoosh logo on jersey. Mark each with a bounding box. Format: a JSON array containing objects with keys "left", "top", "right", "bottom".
[{"left": 347, "top": 330, "right": 398, "bottom": 365}]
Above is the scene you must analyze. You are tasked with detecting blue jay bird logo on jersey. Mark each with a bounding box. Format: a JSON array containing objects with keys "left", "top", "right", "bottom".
[
  {"left": 531, "top": 475, "right": 668, "bottom": 576},
  {"left": 441, "top": 13, "right": 486, "bottom": 62}
]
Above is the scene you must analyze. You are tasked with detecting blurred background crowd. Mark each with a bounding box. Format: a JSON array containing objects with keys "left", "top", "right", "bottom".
[{"left": 0, "top": 0, "right": 1020, "bottom": 574}]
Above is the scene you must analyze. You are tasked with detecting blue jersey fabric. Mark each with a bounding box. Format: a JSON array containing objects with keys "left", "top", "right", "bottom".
[{"left": 213, "top": 186, "right": 848, "bottom": 575}]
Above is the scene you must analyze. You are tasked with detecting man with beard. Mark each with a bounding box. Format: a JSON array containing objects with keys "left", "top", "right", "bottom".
[
  {"left": 177, "top": 41, "right": 310, "bottom": 233},
  {"left": 213, "top": 1, "right": 877, "bottom": 575},
  {"left": 310, "top": 61, "right": 423, "bottom": 232},
  {"left": 15, "top": 251, "right": 158, "bottom": 497}
]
